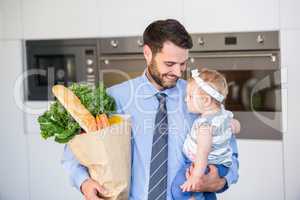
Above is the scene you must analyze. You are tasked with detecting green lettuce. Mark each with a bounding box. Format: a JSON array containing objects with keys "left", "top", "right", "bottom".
[{"left": 38, "top": 83, "right": 116, "bottom": 143}]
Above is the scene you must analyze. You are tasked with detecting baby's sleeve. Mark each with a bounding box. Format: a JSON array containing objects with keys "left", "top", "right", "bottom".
[{"left": 192, "top": 117, "right": 211, "bottom": 130}]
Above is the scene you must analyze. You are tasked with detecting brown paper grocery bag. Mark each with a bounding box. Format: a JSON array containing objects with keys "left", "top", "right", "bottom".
[{"left": 68, "top": 115, "right": 131, "bottom": 200}]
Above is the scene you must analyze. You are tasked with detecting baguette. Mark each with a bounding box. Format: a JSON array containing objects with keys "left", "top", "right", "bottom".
[{"left": 52, "top": 85, "right": 98, "bottom": 133}]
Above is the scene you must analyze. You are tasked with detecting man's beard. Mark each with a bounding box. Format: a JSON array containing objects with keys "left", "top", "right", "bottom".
[{"left": 148, "top": 59, "right": 179, "bottom": 89}]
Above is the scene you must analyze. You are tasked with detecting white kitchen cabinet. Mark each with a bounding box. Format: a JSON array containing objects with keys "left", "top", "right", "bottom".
[
  {"left": 22, "top": 102, "right": 82, "bottom": 200},
  {"left": 0, "top": 40, "right": 81, "bottom": 200},
  {"left": 218, "top": 140, "right": 284, "bottom": 200},
  {"left": 0, "top": 41, "right": 29, "bottom": 200},
  {"left": 27, "top": 134, "right": 82, "bottom": 200},
  {"left": 22, "top": 0, "right": 101, "bottom": 39},
  {"left": 0, "top": 5, "right": 3, "bottom": 39},
  {"left": 98, "top": 0, "right": 183, "bottom": 37},
  {"left": 280, "top": 30, "right": 300, "bottom": 200},
  {"left": 183, "top": 0, "right": 280, "bottom": 33},
  {"left": 280, "top": 0, "right": 300, "bottom": 30},
  {"left": 0, "top": 18, "right": 2, "bottom": 40},
  {"left": 0, "top": 0, "right": 23, "bottom": 40}
]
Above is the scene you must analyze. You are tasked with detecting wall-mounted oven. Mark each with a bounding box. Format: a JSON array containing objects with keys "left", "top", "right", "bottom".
[
  {"left": 25, "top": 39, "right": 98, "bottom": 100},
  {"left": 188, "top": 31, "right": 281, "bottom": 140},
  {"left": 98, "top": 36, "right": 146, "bottom": 87}
]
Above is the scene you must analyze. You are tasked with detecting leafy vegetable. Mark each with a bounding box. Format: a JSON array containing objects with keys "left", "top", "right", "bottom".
[{"left": 38, "top": 83, "right": 116, "bottom": 143}]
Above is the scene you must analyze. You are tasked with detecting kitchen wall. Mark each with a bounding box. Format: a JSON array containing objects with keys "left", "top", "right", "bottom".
[
  {"left": 0, "top": 0, "right": 299, "bottom": 199},
  {"left": 280, "top": 0, "right": 300, "bottom": 199},
  {"left": 0, "top": 1, "right": 29, "bottom": 200}
]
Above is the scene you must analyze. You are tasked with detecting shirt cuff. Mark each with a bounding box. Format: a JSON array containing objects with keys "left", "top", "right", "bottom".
[
  {"left": 72, "top": 165, "right": 90, "bottom": 192},
  {"left": 216, "top": 178, "right": 229, "bottom": 193}
]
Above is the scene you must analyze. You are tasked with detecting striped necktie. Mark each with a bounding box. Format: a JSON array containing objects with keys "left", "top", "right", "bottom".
[{"left": 148, "top": 93, "right": 168, "bottom": 200}]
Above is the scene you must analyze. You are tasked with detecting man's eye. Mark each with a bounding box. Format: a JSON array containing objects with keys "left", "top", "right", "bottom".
[{"left": 166, "top": 63, "right": 173, "bottom": 67}]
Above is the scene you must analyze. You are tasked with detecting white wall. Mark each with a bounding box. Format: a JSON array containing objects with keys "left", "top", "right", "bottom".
[
  {"left": 0, "top": 0, "right": 23, "bottom": 40},
  {"left": 218, "top": 140, "right": 284, "bottom": 200},
  {"left": 0, "top": 40, "right": 30, "bottom": 200},
  {"left": 20, "top": 0, "right": 281, "bottom": 39},
  {"left": 0, "top": 1, "right": 28, "bottom": 199},
  {"left": 22, "top": 0, "right": 101, "bottom": 39},
  {"left": 0, "top": 0, "right": 82, "bottom": 199},
  {"left": 0, "top": 4, "right": 3, "bottom": 39},
  {"left": 98, "top": 0, "right": 183, "bottom": 37},
  {"left": 280, "top": 0, "right": 300, "bottom": 199},
  {"left": 183, "top": 0, "right": 280, "bottom": 33}
]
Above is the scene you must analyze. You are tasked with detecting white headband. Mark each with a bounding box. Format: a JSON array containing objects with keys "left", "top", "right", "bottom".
[{"left": 191, "top": 69, "right": 225, "bottom": 103}]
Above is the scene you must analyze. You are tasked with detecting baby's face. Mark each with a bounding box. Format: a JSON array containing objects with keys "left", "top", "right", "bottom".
[{"left": 185, "top": 82, "right": 205, "bottom": 113}]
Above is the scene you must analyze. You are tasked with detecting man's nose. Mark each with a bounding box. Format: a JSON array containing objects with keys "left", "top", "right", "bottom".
[{"left": 173, "top": 65, "right": 182, "bottom": 77}]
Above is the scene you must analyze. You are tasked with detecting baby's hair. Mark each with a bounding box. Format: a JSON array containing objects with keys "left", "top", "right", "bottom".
[{"left": 188, "top": 68, "right": 228, "bottom": 104}]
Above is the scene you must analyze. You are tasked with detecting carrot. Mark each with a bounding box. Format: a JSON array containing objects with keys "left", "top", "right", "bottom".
[
  {"left": 96, "top": 114, "right": 110, "bottom": 130},
  {"left": 96, "top": 115, "right": 103, "bottom": 130},
  {"left": 99, "top": 114, "right": 110, "bottom": 128}
]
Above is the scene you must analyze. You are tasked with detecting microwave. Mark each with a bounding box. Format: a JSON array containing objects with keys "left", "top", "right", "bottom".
[{"left": 25, "top": 39, "right": 98, "bottom": 100}]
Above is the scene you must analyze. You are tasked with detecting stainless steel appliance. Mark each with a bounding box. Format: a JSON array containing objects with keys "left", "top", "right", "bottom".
[
  {"left": 25, "top": 39, "right": 98, "bottom": 100},
  {"left": 98, "top": 36, "right": 145, "bottom": 87},
  {"left": 25, "top": 31, "right": 281, "bottom": 140},
  {"left": 98, "top": 31, "right": 282, "bottom": 140},
  {"left": 188, "top": 31, "right": 281, "bottom": 140}
]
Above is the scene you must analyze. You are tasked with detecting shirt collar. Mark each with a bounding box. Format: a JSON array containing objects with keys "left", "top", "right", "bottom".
[{"left": 139, "top": 71, "right": 181, "bottom": 100}]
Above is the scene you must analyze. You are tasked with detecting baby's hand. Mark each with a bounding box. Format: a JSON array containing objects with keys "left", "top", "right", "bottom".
[
  {"left": 181, "top": 169, "right": 203, "bottom": 192},
  {"left": 230, "top": 118, "right": 241, "bottom": 134},
  {"left": 180, "top": 175, "right": 202, "bottom": 192}
]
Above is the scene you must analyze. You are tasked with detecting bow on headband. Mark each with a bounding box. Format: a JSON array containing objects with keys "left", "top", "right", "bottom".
[{"left": 191, "top": 69, "right": 225, "bottom": 103}]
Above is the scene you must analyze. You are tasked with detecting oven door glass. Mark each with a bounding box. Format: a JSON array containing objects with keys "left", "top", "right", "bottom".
[
  {"left": 188, "top": 51, "right": 282, "bottom": 140},
  {"left": 99, "top": 55, "right": 146, "bottom": 87},
  {"left": 221, "top": 70, "right": 281, "bottom": 112},
  {"left": 27, "top": 54, "right": 77, "bottom": 100},
  {"left": 26, "top": 45, "right": 94, "bottom": 100},
  {"left": 35, "top": 55, "right": 76, "bottom": 86}
]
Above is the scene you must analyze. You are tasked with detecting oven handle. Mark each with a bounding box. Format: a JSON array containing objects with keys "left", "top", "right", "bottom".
[
  {"left": 100, "top": 56, "right": 144, "bottom": 61},
  {"left": 190, "top": 53, "right": 277, "bottom": 62},
  {"left": 100, "top": 53, "right": 278, "bottom": 64},
  {"left": 100, "top": 56, "right": 145, "bottom": 65}
]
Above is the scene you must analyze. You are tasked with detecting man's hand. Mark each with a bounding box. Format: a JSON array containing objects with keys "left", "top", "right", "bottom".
[
  {"left": 185, "top": 165, "right": 226, "bottom": 192},
  {"left": 81, "top": 178, "right": 109, "bottom": 200}
]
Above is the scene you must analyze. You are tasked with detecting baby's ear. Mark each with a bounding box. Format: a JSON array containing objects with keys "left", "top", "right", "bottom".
[{"left": 204, "top": 95, "right": 213, "bottom": 105}]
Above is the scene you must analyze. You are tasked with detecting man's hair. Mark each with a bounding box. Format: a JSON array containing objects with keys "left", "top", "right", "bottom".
[{"left": 143, "top": 19, "right": 193, "bottom": 55}]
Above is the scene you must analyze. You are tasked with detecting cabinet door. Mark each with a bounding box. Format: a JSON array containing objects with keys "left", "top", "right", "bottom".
[
  {"left": 218, "top": 140, "right": 284, "bottom": 200},
  {"left": 0, "top": 0, "right": 23, "bottom": 39},
  {"left": 280, "top": 0, "right": 300, "bottom": 29},
  {"left": 27, "top": 133, "right": 82, "bottom": 200},
  {"left": 280, "top": 30, "right": 300, "bottom": 200},
  {"left": 98, "top": 0, "right": 183, "bottom": 37},
  {"left": 0, "top": 41, "right": 29, "bottom": 200},
  {"left": 22, "top": 0, "right": 101, "bottom": 39},
  {"left": 183, "top": 0, "right": 279, "bottom": 33},
  {"left": 24, "top": 101, "right": 82, "bottom": 200}
]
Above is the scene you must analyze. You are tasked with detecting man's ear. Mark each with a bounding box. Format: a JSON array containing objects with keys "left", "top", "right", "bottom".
[{"left": 143, "top": 45, "right": 152, "bottom": 65}]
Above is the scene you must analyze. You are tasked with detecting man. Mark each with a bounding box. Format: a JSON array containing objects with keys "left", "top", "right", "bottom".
[{"left": 62, "top": 19, "right": 239, "bottom": 200}]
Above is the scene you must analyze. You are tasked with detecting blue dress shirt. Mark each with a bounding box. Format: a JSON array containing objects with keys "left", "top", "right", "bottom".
[{"left": 61, "top": 73, "right": 239, "bottom": 200}]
